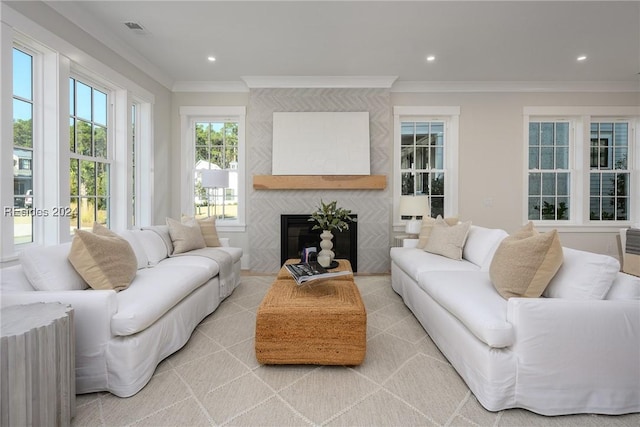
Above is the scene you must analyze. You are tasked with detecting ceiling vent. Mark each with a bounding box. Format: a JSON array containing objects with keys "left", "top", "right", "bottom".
[{"left": 123, "top": 22, "right": 147, "bottom": 34}]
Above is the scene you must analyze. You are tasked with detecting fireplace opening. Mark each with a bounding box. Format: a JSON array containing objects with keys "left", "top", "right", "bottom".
[{"left": 281, "top": 214, "right": 357, "bottom": 272}]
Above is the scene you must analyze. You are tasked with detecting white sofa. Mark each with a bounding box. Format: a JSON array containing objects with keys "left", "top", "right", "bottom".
[
  {"left": 0, "top": 225, "right": 242, "bottom": 397},
  {"left": 390, "top": 224, "right": 640, "bottom": 416}
]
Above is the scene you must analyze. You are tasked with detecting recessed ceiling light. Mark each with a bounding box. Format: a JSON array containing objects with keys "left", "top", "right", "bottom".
[
  {"left": 426, "top": 55, "right": 436, "bottom": 62},
  {"left": 577, "top": 55, "right": 587, "bottom": 61},
  {"left": 207, "top": 56, "right": 216, "bottom": 62}
]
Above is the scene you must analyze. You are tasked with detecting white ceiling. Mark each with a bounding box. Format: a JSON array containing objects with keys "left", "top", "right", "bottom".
[{"left": 44, "top": 1, "right": 640, "bottom": 91}]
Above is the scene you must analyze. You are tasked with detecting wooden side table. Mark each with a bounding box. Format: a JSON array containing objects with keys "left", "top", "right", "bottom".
[{"left": 1, "top": 302, "right": 75, "bottom": 427}]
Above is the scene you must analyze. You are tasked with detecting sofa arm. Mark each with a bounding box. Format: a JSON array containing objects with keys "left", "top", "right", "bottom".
[
  {"left": 1, "top": 290, "right": 118, "bottom": 354},
  {"left": 507, "top": 298, "right": 640, "bottom": 413}
]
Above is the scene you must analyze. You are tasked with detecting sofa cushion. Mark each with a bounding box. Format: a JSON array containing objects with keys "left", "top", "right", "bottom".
[
  {"left": 390, "top": 247, "right": 479, "bottom": 281},
  {"left": 463, "top": 226, "right": 508, "bottom": 270},
  {"left": 135, "top": 229, "right": 169, "bottom": 266},
  {"left": 111, "top": 264, "right": 212, "bottom": 336},
  {"left": 141, "top": 225, "right": 174, "bottom": 258},
  {"left": 544, "top": 247, "right": 620, "bottom": 300},
  {"left": 68, "top": 223, "right": 137, "bottom": 292},
  {"left": 182, "top": 215, "right": 221, "bottom": 247},
  {"left": 20, "top": 242, "right": 88, "bottom": 291},
  {"left": 489, "top": 222, "right": 563, "bottom": 299},
  {"left": 416, "top": 216, "right": 458, "bottom": 249},
  {"left": 167, "top": 217, "right": 206, "bottom": 254},
  {"left": 418, "top": 271, "right": 514, "bottom": 348},
  {"left": 118, "top": 230, "right": 149, "bottom": 269},
  {"left": 424, "top": 218, "right": 472, "bottom": 260},
  {"left": 605, "top": 273, "right": 640, "bottom": 300},
  {"left": 156, "top": 255, "right": 220, "bottom": 277}
]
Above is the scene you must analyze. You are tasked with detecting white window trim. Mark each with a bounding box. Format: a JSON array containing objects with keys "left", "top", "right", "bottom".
[
  {"left": 523, "top": 106, "right": 639, "bottom": 232},
  {"left": 393, "top": 106, "right": 460, "bottom": 231},
  {"left": 179, "top": 106, "right": 246, "bottom": 232}
]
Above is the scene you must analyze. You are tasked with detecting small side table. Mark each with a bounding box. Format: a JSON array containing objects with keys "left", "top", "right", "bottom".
[{"left": 1, "top": 302, "right": 75, "bottom": 427}]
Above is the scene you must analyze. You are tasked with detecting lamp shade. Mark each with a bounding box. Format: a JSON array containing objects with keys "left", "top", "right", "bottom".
[
  {"left": 399, "top": 195, "right": 430, "bottom": 218},
  {"left": 200, "top": 169, "right": 229, "bottom": 188}
]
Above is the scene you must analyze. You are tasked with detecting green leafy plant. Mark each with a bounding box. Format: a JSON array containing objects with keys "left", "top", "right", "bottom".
[{"left": 309, "top": 200, "right": 355, "bottom": 232}]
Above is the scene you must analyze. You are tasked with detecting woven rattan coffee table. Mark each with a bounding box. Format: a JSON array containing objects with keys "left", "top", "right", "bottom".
[{"left": 255, "top": 259, "right": 366, "bottom": 365}]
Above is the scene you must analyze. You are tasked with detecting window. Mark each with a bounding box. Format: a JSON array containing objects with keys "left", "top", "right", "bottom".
[
  {"left": 589, "top": 121, "right": 630, "bottom": 221},
  {"left": 527, "top": 121, "right": 571, "bottom": 221},
  {"left": 69, "top": 77, "right": 110, "bottom": 231},
  {"left": 194, "top": 121, "right": 238, "bottom": 219},
  {"left": 400, "top": 121, "right": 446, "bottom": 217},
  {"left": 12, "top": 47, "right": 34, "bottom": 244},
  {"left": 524, "top": 107, "right": 638, "bottom": 227},
  {"left": 393, "top": 106, "right": 460, "bottom": 225},
  {"left": 180, "top": 106, "right": 246, "bottom": 230}
]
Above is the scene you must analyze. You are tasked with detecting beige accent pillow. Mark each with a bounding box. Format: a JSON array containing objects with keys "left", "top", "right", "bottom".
[
  {"left": 489, "top": 222, "right": 564, "bottom": 299},
  {"left": 181, "top": 215, "right": 221, "bottom": 247},
  {"left": 166, "top": 217, "right": 206, "bottom": 254},
  {"left": 423, "top": 218, "right": 472, "bottom": 260},
  {"left": 68, "top": 222, "right": 137, "bottom": 292},
  {"left": 416, "top": 216, "right": 459, "bottom": 249}
]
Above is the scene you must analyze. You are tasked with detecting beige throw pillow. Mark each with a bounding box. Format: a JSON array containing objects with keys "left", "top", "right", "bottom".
[
  {"left": 489, "top": 222, "right": 563, "bottom": 299},
  {"left": 181, "top": 215, "right": 221, "bottom": 247},
  {"left": 416, "top": 216, "right": 459, "bottom": 249},
  {"left": 167, "top": 217, "right": 206, "bottom": 254},
  {"left": 68, "top": 222, "right": 137, "bottom": 291},
  {"left": 423, "top": 218, "right": 472, "bottom": 260}
]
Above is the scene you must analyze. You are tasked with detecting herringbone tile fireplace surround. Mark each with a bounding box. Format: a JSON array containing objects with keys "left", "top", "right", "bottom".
[{"left": 247, "top": 88, "right": 391, "bottom": 274}]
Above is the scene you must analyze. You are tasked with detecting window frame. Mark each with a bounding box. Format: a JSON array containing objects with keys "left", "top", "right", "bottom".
[
  {"left": 393, "top": 106, "right": 460, "bottom": 230},
  {"left": 180, "top": 106, "right": 246, "bottom": 232},
  {"left": 523, "top": 106, "right": 638, "bottom": 232}
]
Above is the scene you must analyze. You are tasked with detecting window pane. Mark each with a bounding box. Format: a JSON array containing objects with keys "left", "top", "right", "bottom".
[
  {"left": 69, "top": 118, "right": 76, "bottom": 152},
  {"left": 540, "top": 123, "right": 554, "bottom": 145},
  {"left": 555, "top": 147, "right": 568, "bottom": 169},
  {"left": 80, "top": 161, "right": 96, "bottom": 195},
  {"left": 13, "top": 49, "right": 32, "bottom": 100},
  {"left": 93, "top": 89, "right": 107, "bottom": 125},
  {"left": 431, "top": 173, "right": 444, "bottom": 196},
  {"left": 401, "top": 172, "right": 413, "bottom": 195},
  {"left": 196, "top": 123, "right": 209, "bottom": 145},
  {"left": 415, "top": 123, "right": 428, "bottom": 145},
  {"left": 540, "top": 147, "right": 554, "bottom": 169},
  {"left": 400, "top": 147, "right": 413, "bottom": 169},
  {"left": 79, "top": 198, "right": 95, "bottom": 230},
  {"left": 541, "top": 197, "right": 556, "bottom": 220},
  {"left": 528, "top": 173, "right": 541, "bottom": 196},
  {"left": 69, "top": 79, "right": 75, "bottom": 115},
  {"left": 614, "top": 123, "right": 628, "bottom": 147},
  {"left": 528, "top": 147, "right": 539, "bottom": 169},
  {"left": 617, "top": 198, "right": 628, "bottom": 220},
  {"left": 13, "top": 99, "right": 33, "bottom": 148},
  {"left": 542, "top": 173, "right": 555, "bottom": 195},
  {"left": 590, "top": 197, "right": 600, "bottom": 220},
  {"left": 415, "top": 147, "right": 429, "bottom": 170},
  {"left": 97, "top": 197, "right": 108, "bottom": 226},
  {"left": 529, "top": 197, "right": 541, "bottom": 220},
  {"left": 528, "top": 122, "right": 539, "bottom": 146},
  {"left": 401, "top": 123, "right": 414, "bottom": 145},
  {"left": 555, "top": 122, "right": 569, "bottom": 145},
  {"left": 76, "top": 120, "right": 92, "bottom": 156},
  {"left": 76, "top": 82, "right": 92, "bottom": 121},
  {"left": 94, "top": 125, "right": 107, "bottom": 158},
  {"left": 431, "top": 123, "right": 444, "bottom": 145},
  {"left": 70, "top": 159, "right": 79, "bottom": 195},
  {"left": 616, "top": 173, "right": 629, "bottom": 197},
  {"left": 415, "top": 172, "right": 429, "bottom": 194},
  {"left": 96, "top": 163, "right": 109, "bottom": 197},
  {"left": 557, "top": 173, "right": 569, "bottom": 195},
  {"left": 556, "top": 197, "right": 569, "bottom": 220}
]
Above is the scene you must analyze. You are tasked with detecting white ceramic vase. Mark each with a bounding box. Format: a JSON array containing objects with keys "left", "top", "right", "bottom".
[{"left": 318, "top": 230, "right": 335, "bottom": 263}]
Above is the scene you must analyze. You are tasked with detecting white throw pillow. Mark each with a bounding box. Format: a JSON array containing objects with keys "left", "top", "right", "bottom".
[
  {"left": 20, "top": 242, "right": 88, "bottom": 291},
  {"left": 605, "top": 274, "right": 640, "bottom": 300},
  {"left": 543, "top": 247, "right": 620, "bottom": 299},
  {"left": 166, "top": 217, "right": 206, "bottom": 255},
  {"left": 118, "top": 230, "right": 149, "bottom": 269},
  {"left": 463, "top": 226, "right": 508, "bottom": 270},
  {"left": 424, "top": 218, "right": 472, "bottom": 260}
]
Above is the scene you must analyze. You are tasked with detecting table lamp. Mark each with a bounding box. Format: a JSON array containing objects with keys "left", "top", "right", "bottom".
[
  {"left": 200, "top": 169, "right": 229, "bottom": 219},
  {"left": 399, "top": 195, "right": 430, "bottom": 238}
]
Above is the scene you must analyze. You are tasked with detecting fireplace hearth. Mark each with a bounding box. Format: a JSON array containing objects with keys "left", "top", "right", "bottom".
[{"left": 281, "top": 214, "right": 357, "bottom": 272}]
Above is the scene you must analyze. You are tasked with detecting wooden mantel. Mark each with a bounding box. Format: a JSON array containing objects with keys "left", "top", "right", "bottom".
[{"left": 253, "top": 175, "right": 386, "bottom": 190}]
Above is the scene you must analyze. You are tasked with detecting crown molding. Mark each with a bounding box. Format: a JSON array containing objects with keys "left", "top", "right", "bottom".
[
  {"left": 172, "top": 81, "right": 250, "bottom": 93},
  {"left": 391, "top": 80, "right": 640, "bottom": 93},
  {"left": 241, "top": 76, "right": 398, "bottom": 89}
]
